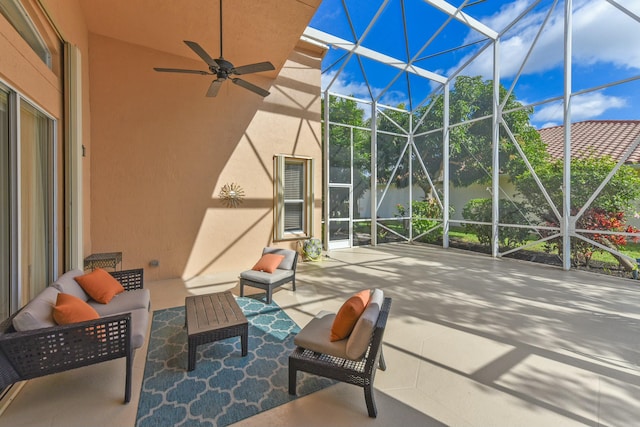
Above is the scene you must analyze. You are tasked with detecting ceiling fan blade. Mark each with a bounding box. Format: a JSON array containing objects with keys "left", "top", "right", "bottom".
[
  {"left": 231, "top": 78, "right": 270, "bottom": 97},
  {"left": 184, "top": 40, "right": 218, "bottom": 68},
  {"left": 232, "top": 61, "right": 275, "bottom": 75},
  {"left": 206, "top": 79, "right": 225, "bottom": 97},
  {"left": 154, "top": 67, "right": 212, "bottom": 75}
]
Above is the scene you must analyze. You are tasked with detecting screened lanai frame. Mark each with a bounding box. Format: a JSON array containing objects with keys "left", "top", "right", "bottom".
[{"left": 304, "top": 0, "right": 640, "bottom": 271}]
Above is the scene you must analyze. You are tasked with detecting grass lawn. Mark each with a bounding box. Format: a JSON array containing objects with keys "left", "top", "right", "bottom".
[{"left": 448, "top": 228, "right": 640, "bottom": 267}]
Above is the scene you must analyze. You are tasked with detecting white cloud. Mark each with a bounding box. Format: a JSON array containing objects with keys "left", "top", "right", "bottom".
[
  {"left": 571, "top": 92, "right": 627, "bottom": 119},
  {"left": 322, "top": 71, "right": 371, "bottom": 99},
  {"left": 463, "top": 0, "right": 532, "bottom": 45},
  {"left": 531, "top": 91, "right": 627, "bottom": 123},
  {"left": 321, "top": 70, "right": 408, "bottom": 108},
  {"left": 572, "top": 0, "right": 640, "bottom": 69},
  {"left": 453, "top": 0, "right": 640, "bottom": 79},
  {"left": 531, "top": 100, "right": 563, "bottom": 123},
  {"left": 539, "top": 121, "right": 560, "bottom": 129}
]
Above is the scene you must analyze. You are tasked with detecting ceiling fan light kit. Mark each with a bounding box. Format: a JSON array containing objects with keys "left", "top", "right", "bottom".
[{"left": 153, "top": 0, "right": 274, "bottom": 97}]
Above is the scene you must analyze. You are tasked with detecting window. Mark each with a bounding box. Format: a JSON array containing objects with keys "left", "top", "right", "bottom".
[
  {"left": 0, "top": 0, "right": 52, "bottom": 67},
  {"left": 274, "top": 155, "right": 313, "bottom": 240}
]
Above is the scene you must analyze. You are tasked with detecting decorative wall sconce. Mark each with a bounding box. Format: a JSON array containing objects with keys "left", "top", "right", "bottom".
[{"left": 219, "top": 182, "right": 245, "bottom": 208}]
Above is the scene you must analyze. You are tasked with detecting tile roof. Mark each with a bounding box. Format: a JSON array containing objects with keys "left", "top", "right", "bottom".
[{"left": 538, "top": 120, "right": 640, "bottom": 164}]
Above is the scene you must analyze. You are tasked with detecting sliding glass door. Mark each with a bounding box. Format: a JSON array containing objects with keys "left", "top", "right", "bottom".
[
  {"left": 0, "top": 89, "right": 9, "bottom": 320},
  {"left": 19, "top": 101, "right": 54, "bottom": 305}
]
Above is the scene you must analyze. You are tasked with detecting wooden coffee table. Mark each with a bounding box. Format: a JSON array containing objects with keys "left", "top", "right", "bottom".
[{"left": 185, "top": 291, "right": 248, "bottom": 371}]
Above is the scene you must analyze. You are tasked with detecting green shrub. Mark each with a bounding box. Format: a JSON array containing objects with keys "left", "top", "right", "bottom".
[
  {"left": 413, "top": 199, "right": 443, "bottom": 243},
  {"left": 394, "top": 199, "right": 448, "bottom": 244},
  {"left": 462, "top": 198, "right": 530, "bottom": 248}
]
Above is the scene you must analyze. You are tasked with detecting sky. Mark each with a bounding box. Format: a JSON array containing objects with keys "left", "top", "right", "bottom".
[{"left": 308, "top": 0, "right": 640, "bottom": 129}]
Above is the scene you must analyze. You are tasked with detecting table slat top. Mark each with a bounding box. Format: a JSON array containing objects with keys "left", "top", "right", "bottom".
[{"left": 185, "top": 291, "right": 247, "bottom": 335}]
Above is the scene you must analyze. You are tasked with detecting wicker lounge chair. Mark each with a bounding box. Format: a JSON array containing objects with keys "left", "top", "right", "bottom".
[{"left": 289, "top": 292, "right": 392, "bottom": 417}]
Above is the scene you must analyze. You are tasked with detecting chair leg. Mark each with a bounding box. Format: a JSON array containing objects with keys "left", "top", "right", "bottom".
[
  {"left": 288, "top": 361, "right": 298, "bottom": 395},
  {"left": 266, "top": 288, "right": 272, "bottom": 304},
  {"left": 378, "top": 348, "right": 387, "bottom": 371},
  {"left": 364, "top": 384, "right": 378, "bottom": 418},
  {"left": 292, "top": 277, "right": 296, "bottom": 291},
  {"left": 239, "top": 281, "right": 245, "bottom": 297},
  {"left": 124, "top": 350, "right": 132, "bottom": 403}
]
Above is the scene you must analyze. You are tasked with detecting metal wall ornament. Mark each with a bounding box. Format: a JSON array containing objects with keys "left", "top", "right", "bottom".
[{"left": 219, "top": 182, "right": 245, "bottom": 208}]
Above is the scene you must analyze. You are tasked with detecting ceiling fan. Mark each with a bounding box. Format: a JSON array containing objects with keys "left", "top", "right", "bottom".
[{"left": 153, "top": 0, "right": 275, "bottom": 97}]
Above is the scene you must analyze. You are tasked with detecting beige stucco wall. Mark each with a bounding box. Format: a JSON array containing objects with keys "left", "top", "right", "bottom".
[{"left": 88, "top": 35, "right": 323, "bottom": 281}]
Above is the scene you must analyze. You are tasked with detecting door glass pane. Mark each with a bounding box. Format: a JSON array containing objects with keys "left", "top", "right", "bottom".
[
  {"left": 0, "top": 89, "right": 9, "bottom": 319},
  {"left": 329, "top": 124, "right": 351, "bottom": 184},
  {"left": 329, "top": 220, "right": 350, "bottom": 241},
  {"left": 329, "top": 187, "right": 349, "bottom": 219},
  {"left": 20, "top": 101, "right": 52, "bottom": 305},
  {"left": 329, "top": 187, "right": 350, "bottom": 244}
]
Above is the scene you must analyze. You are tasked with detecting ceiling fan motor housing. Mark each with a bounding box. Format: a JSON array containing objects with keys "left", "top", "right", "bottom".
[{"left": 215, "top": 58, "right": 234, "bottom": 71}]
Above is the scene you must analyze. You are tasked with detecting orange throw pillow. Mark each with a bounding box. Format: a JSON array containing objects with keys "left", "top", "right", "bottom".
[
  {"left": 252, "top": 253, "right": 285, "bottom": 273},
  {"left": 330, "top": 289, "right": 371, "bottom": 342},
  {"left": 53, "top": 293, "right": 100, "bottom": 325},
  {"left": 74, "top": 268, "right": 125, "bottom": 304}
]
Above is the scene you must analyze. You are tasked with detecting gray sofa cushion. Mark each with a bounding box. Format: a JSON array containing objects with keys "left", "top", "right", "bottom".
[
  {"left": 12, "top": 287, "right": 60, "bottom": 331},
  {"left": 240, "top": 268, "right": 293, "bottom": 284},
  {"left": 346, "top": 289, "right": 384, "bottom": 359},
  {"left": 129, "top": 308, "right": 150, "bottom": 349},
  {"left": 88, "top": 288, "right": 151, "bottom": 317},
  {"left": 51, "top": 269, "right": 89, "bottom": 301},
  {"left": 262, "top": 247, "right": 297, "bottom": 271},
  {"left": 293, "top": 311, "right": 349, "bottom": 359}
]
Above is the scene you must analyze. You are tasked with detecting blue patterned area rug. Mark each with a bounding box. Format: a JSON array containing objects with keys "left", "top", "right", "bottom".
[{"left": 136, "top": 297, "right": 333, "bottom": 427}]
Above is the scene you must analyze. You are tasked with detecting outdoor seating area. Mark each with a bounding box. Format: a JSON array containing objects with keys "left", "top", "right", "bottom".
[
  {"left": 2, "top": 244, "right": 640, "bottom": 426},
  {"left": 3, "top": 0, "right": 640, "bottom": 426}
]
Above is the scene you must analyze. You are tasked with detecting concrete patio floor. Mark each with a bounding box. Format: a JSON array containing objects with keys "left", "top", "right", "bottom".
[{"left": 2, "top": 243, "right": 640, "bottom": 426}]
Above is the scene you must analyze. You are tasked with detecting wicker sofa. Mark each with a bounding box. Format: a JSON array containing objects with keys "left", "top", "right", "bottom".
[{"left": 0, "top": 268, "right": 150, "bottom": 403}]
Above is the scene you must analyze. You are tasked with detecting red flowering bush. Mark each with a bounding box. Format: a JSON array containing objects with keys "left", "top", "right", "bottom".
[{"left": 544, "top": 207, "right": 640, "bottom": 267}]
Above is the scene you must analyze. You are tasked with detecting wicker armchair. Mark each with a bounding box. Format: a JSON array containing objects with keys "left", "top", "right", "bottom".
[
  {"left": 0, "top": 269, "right": 146, "bottom": 403},
  {"left": 289, "top": 297, "right": 392, "bottom": 418},
  {"left": 239, "top": 247, "right": 298, "bottom": 304}
]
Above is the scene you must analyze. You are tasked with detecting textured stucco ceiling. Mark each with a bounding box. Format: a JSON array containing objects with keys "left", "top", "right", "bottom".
[{"left": 80, "top": 0, "right": 322, "bottom": 75}]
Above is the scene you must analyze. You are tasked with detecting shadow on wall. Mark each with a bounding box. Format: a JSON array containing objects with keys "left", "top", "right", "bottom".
[
  {"left": 177, "top": 45, "right": 323, "bottom": 280},
  {"left": 89, "top": 36, "right": 323, "bottom": 281},
  {"left": 89, "top": 34, "right": 276, "bottom": 280}
]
